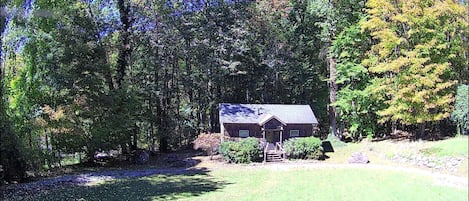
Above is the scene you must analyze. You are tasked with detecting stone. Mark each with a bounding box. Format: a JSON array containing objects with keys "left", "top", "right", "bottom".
[{"left": 348, "top": 152, "right": 369, "bottom": 164}]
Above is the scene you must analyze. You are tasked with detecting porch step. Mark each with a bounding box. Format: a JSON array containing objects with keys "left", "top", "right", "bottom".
[{"left": 266, "top": 153, "right": 284, "bottom": 162}]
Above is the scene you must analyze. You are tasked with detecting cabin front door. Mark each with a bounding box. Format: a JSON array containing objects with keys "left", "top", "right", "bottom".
[{"left": 265, "top": 131, "right": 281, "bottom": 143}]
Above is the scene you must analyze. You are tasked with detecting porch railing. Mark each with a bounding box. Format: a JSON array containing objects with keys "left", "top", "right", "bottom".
[{"left": 275, "top": 142, "right": 285, "bottom": 159}]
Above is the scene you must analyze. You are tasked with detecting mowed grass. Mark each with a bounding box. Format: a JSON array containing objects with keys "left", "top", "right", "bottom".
[
  {"left": 28, "top": 167, "right": 468, "bottom": 201},
  {"left": 20, "top": 136, "right": 469, "bottom": 201},
  {"left": 195, "top": 168, "right": 468, "bottom": 201},
  {"left": 425, "top": 136, "right": 469, "bottom": 157}
]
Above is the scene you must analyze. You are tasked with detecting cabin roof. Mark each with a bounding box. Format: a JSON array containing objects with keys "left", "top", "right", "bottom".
[{"left": 219, "top": 103, "right": 318, "bottom": 125}]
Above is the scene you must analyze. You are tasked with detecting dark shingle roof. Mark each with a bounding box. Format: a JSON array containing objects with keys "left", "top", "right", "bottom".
[{"left": 219, "top": 103, "right": 318, "bottom": 125}]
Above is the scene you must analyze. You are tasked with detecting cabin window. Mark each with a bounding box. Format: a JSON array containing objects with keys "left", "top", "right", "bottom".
[
  {"left": 290, "top": 130, "right": 300, "bottom": 137},
  {"left": 239, "top": 130, "right": 250, "bottom": 138}
]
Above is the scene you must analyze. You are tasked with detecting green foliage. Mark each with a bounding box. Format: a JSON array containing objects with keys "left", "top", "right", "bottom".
[
  {"left": 361, "top": 0, "right": 467, "bottom": 127},
  {"left": 283, "top": 137, "right": 323, "bottom": 160},
  {"left": 2, "top": 0, "right": 465, "bottom": 181},
  {"left": 219, "top": 138, "right": 262, "bottom": 163},
  {"left": 451, "top": 84, "right": 469, "bottom": 135},
  {"left": 331, "top": 22, "right": 381, "bottom": 140},
  {"left": 1, "top": 0, "right": 334, "bottom": 171}
]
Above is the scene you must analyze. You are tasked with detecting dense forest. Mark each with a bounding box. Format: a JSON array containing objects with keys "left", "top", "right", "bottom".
[{"left": 0, "top": 0, "right": 467, "bottom": 182}]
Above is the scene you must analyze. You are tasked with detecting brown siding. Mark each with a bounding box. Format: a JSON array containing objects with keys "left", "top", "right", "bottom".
[
  {"left": 223, "top": 123, "right": 314, "bottom": 141},
  {"left": 283, "top": 124, "right": 313, "bottom": 141},
  {"left": 223, "top": 123, "right": 262, "bottom": 138},
  {"left": 264, "top": 118, "right": 283, "bottom": 130}
]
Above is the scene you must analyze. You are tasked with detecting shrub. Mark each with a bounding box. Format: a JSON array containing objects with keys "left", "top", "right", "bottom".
[
  {"left": 219, "top": 138, "right": 262, "bottom": 163},
  {"left": 283, "top": 137, "right": 323, "bottom": 160},
  {"left": 193, "top": 133, "right": 223, "bottom": 158}
]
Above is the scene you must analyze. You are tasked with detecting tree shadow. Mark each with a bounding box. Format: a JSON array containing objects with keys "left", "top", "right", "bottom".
[
  {"left": 30, "top": 168, "right": 230, "bottom": 201},
  {"left": 372, "top": 130, "right": 413, "bottom": 142},
  {"left": 219, "top": 103, "right": 256, "bottom": 118},
  {"left": 372, "top": 128, "right": 459, "bottom": 143}
]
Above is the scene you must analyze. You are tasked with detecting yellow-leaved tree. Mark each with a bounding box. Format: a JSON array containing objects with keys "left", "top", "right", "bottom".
[{"left": 361, "top": 0, "right": 468, "bottom": 138}]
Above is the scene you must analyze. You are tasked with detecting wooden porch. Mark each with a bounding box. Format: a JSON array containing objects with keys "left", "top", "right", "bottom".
[
  {"left": 260, "top": 116, "right": 287, "bottom": 162},
  {"left": 263, "top": 142, "right": 285, "bottom": 162}
]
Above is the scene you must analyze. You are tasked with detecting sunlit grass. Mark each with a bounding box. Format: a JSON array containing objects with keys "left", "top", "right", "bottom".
[
  {"left": 27, "top": 167, "right": 468, "bottom": 201},
  {"left": 193, "top": 168, "right": 468, "bottom": 201},
  {"left": 426, "top": 136, "right": 469, "bottom": 157},
  {"left": 322, "top": 136, "right": 469, "bottom": 176}
]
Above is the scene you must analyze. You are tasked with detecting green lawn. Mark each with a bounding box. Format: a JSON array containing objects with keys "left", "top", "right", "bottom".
[
  {"left": 20, "top": 136, "right": 469, "bottom": 201},
  {"left": 27, "top": 167, "right": 468, "bottom": 201},
  {"left": 425, "top": 136, "right": 469, "bottom": 157}
]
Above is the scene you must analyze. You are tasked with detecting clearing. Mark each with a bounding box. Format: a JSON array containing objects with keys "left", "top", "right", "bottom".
[{"left": 1, "top": 136, "right": 468, "bottom": 201}]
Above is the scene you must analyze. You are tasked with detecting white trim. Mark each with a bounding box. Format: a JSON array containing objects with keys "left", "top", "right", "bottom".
[
  {"left": 258, "top": 114, "right": 287, "bottom": 126},
  {"left": 239, "top": 130, "right": 250, "bottom": 138},
  {"left": 290, "top": 130, "right": 300, "bottom": 137}
]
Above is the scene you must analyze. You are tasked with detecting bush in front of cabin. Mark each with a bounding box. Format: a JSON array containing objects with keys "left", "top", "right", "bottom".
[
  {"left": 193, "top": 133, "right": 223, "bottom": 159},
  {"left": 219, "top": 138, "right": 262, "bottom": 163},
  {"left": 283, "top": 137, "right": 323, "bottom": 160}
]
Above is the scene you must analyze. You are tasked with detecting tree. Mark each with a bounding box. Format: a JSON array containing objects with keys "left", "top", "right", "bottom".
[
  {"left": 1, "top": 0, "right": 27, "bottom": 182},
  {"left": 451, "top": 84, "right": 469, "bottom": 135},
  {"left": 361, "top": 0, "right": 468, "bottom": 138},
  {"left": 308, "top": 0, "right": 366, "bottom": 138},
  {"left": 332, "top": 23, "right": 382, "bottom": 140}
]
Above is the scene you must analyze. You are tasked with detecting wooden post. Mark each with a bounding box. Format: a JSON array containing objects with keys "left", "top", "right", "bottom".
[
  {"left": 280, "top": 127, "right": 284, "bottom": 160},
  {"left": 280, "top": 127, "right": 283, "bottom": 144},
  {"left": 262, "top": 127, "right": 265, "bottom": 140},
  {"left": 262, "top": 127, "right": 266, "bottom": 163}
]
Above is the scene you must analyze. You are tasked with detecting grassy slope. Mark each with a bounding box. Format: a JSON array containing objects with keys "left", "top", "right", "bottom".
[
  {"left": 28, "top": 167, "right": 468, "bottom": 201},
  {"left": 324, "top": 136, "right": 469, "bottom": 176},
  {"left": 427, "top": 136, "right": 469, "bottom": 157}
]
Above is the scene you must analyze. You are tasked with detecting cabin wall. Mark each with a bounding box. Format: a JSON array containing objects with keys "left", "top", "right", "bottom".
[
  {"left": 222, "top": 123, "right": 262, "bottom": 138},
  {"left": 282, "top": 124, "right": 314, "bottom": 141},
  {"left": 222, "top": 123, "right": 314, "bottom": 141}
]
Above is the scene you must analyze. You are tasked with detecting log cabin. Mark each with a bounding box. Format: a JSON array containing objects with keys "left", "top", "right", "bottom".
[{"left": 219, "top": 103, "right": 319, "bottom": 162}]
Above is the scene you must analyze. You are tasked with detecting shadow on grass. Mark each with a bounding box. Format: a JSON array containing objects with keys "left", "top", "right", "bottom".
[
  {"left": 372, "top": 129, "right": 459, "bottom": 142},
  {"left": 28, "top": 168, "right": 229, "bottom": 201}
]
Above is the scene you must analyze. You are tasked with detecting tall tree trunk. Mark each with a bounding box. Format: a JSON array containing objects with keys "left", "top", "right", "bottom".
[
  {"left": 329, "top": 57, "right": 339, "bottom": 138},
  {"left": 45, "top": 132, "right": 50, "bottom": 168},
  {"left": 209, "top": 104, "right": 218, "bottom": 133},
  {"left": 132, "top": 125, "right": 138, "bottom": 150},
  {"left": 116, "top": 0, "right": 131, "bottom": 88},
  {"left": 418, "top": 122, "right": 425, "bottom": 140}
]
